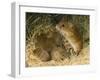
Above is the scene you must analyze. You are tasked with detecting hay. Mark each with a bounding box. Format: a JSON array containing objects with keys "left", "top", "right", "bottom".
[{"left": 25, "top": 41, "right": 89, "bottom": 67}]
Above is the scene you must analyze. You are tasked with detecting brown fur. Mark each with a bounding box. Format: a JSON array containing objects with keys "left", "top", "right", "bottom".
[
  {"left": 51, "top": 47, "right": 68, "bottom": 61},
  {"left": 56, "top": 17, "right": 83, "bottom": 55},
  {"left": 35, "top": 32, "right": 63, "bottom": 54},
  {"left": 33, "top": 48, "right": 51, "bottom": 62}
]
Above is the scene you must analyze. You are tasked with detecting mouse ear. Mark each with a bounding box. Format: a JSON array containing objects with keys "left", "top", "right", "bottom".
[
  {"left": 60, "top": 16, "right": 68, "bottom": 23},
  {"left": 54, "top": 15, "right": 65, "bottom": 24}
]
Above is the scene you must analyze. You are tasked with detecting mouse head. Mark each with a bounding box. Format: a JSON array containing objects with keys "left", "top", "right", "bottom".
[{"left": 56, "top": 16, "right": 74, "bottom": 33}]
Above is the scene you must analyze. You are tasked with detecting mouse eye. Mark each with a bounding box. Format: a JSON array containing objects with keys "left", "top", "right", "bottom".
[{"left": 62, "top": 24, "right": 64, "bottom": 27}]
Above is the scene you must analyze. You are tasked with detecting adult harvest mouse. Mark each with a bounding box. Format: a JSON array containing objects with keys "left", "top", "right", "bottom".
[{"left": 56, "top": 16, "right": 83, "bottom": 55}]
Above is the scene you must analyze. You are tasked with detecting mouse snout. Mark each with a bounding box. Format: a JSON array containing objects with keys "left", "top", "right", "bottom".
[{"left": 55, "top": 25, "right": 59, "bottom": 30}]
